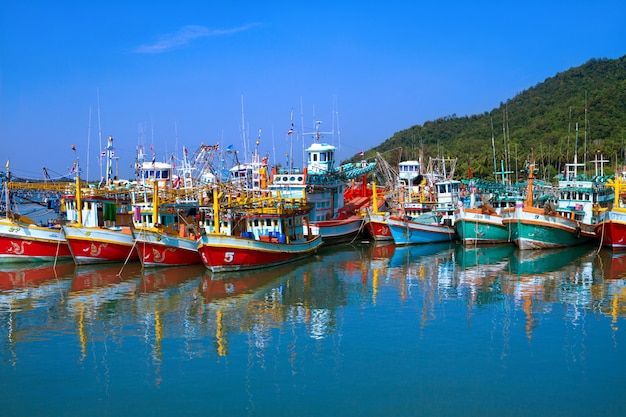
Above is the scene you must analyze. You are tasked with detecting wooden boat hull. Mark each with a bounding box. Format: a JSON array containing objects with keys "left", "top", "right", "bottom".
[
  {"left": 364, "top": 212, "right": 393, "bottom": 241},
  {"left": 454, "top": 208, "right": 510, "bottom": 245},
  {"left": 133, "top": 227, "right": 202, "bottom": 267},
  {"left": 503, "top": 207, "right": 594, "bottom": 250},
  {"left": 594, "top": 210, "right": 626, "bottom": 249},
  {"left": 307, "top": 215, "right": 364, "bottom": 245},
  {"left": 387, "top": 216, "right": 458, "bottom": 245},
  {"left": 62, "top": 225, "right": 139, "bottom": 265},
  {"left": 198, "top": 234, "right": 323, "bottom": 273},
  {"left": 0, "top": 219, "right": 72, "bottom": 263}
]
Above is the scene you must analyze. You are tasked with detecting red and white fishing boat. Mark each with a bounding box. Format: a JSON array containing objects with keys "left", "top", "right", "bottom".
[
  {"left": 132, "top": 180, "right": 203, "bottom": 267},
  {"left": 0, "top": 167, "right": 73, "bottom": 263},
  {"left": 594, "top": 170, "right": 626, "bottom": 249},
  {"left": 268, "top": 121, "right": 378, "bottom": 244},
  {"left": 362, "top": 182, "right": 394, "bottom": 241},
  {"left": 61, "top": 179, "right": 138, "bottom": 264},
  {"left": 197, "top": 190, "right": 323, "bottom": 273},
  {"left": 61, "top": 137, "right": 140, "bottom": 265}
]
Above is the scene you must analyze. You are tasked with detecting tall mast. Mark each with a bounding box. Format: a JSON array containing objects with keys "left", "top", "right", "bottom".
[
  {"left": 97, "top": 88, "right": 103, "bottom": 181},
  {"left": 491, "top": 118, "right": 497, "bottom": 183},
  {"left": 583, "top": 90, "right": 587, "bottom": 176},
  {"left": 87, "top": 106, "right": 92, "bottom": 182}
]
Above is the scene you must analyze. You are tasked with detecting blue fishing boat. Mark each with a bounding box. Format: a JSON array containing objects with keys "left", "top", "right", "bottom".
[{"left": 387, "top": 212, "right": 458, "bottom": 245}]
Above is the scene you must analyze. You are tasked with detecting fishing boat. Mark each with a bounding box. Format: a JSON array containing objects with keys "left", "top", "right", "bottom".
[
  {"left": 387, "top": 213, "right": 458, "bottom": 245},
  {"left": 197, "top": 189, "right": 323, "bottom": 273},
  {"left": 61, "top": 137, "right": 140, "bottom": 265},
  {"left": 61, "top": 180, "right": 139, "bottom": 264},
  {"left": 502, "top": 161, "right": 598, "bottom": 250},
  {"left": 363, "top": 181, "right": 395, "bottom": 241},
  {"left": 268, "top": 121, "right": 377, "bottom": 244},
  {"left": 0, "top": 167, "right": 73, "bottom": 263},
  {"left": 594, "top": 170, "right": 626, "bottom": 249},
  {"left": 454, "top": 203, "right": 510, "bottom": 245},
  {"left": 132, "top": 180, "right": 203, "bottom": 267}
]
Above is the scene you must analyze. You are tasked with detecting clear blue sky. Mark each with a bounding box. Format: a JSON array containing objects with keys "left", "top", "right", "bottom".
[{"left": 1, "top": 0, "right": 625, "bottom": 181}]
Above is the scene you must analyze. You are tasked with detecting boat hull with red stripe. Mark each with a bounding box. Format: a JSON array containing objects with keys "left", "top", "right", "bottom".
[
  {"left": 62, "top": 225, "right": 139, "bottom": 265},
  {"left": 198, "top": 234, "right": 323, "bottom": 273},
  {"left": 594, "top": 209, "right": 626, "bottom": 249},
  {"left": 364, "top": 212, "right": 393, "bottom": 241},
  {"left": 133, "top": 227, "right": 202, "bottom": 267},
  {"left": 0, "top": 218, "right": 72, "bottom": 263}
]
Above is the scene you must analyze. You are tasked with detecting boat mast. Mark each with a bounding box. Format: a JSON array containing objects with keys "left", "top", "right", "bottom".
[
  {"left": 87, "top": 106, "right": 91, "bottom": 182},
  {"left": 97, "top": 88, "right": 103, "bottom": 182},
  {"left": 3, "top": 160, "right": 10, "bottom": 217}
]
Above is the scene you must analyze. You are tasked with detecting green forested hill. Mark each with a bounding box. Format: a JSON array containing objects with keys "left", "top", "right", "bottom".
[{"left": 362, "top": 55, "right": 626, "bottom": 182}]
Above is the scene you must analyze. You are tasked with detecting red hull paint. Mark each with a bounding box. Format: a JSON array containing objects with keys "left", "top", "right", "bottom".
[
  {"left": 365, "top": 220, "right": 393, "bottom": 241},
  {"left": 0, "top": 235, "right": 72, "bottom": 262},
  {"left": 137, "top": 241, "right": 202, "bottom": 267},
  {"left": 66, "top": 239, "right": 139, "bottom": 264},
  {"left": 199, "top": 245, "right": 312, "bottom": 272},
  {"left": 596, "top": 221, "right": 626, "bottom": 249}
]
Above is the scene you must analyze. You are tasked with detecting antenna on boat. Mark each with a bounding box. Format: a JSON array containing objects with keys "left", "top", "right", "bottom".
[
  {"left": 241, "top": 94, "right": 248, "bottom": 162},
  {"left": 97, "top": 88, "right": 103, "bottom": 182},
  {"left": 86, "top": 106, "right": 91, "bottom": 182},
  {"left": 583, "top": 90, "right": 587, "bottom": 176},
  {"left": 491, "top": 118, "right": 497, "bottom": 183}
]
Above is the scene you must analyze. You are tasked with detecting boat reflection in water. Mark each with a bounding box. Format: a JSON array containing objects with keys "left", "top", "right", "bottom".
[
  {"left": 0, "top": 261, "right": 75, "bottom": 291},
  {"left": 69, "top": 262, "right": 143, "bottom": 298},
  {"left": 199, "top": 256, "right": 324, "bottom": 356},
  {"left": 139, "top": 264, "right": 205, "bottom": 294},
  {"left": 2, "top": 241, "right": 626, "bottom": 417},
  {"left": 505, "top": 244, "right": 595, "bottom": 276},
  {"left": 595, "top": 248, "right": 626, "bottom": 280},
  {"left": 455, "top": 243, "right": 515, "bottom": 270},
  {"left": 0, "top": 261, "right": 75, "bottom": 313}
]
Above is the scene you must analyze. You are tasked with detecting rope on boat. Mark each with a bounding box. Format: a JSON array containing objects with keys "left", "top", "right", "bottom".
[
  {"left": 596, "top": 222, "right": 605, "bottom": 254},
  {"left": 118, "top": 239, "right": 138, "bottom": 277},
  {"left": 349, "top": 217, "right": 366, "bottom": 244},
  {"left": 53, "top": 229, "right": 62, "bottom": 277}
]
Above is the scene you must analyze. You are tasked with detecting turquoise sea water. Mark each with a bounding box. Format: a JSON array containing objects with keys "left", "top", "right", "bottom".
[{"left": 1, "top": 242, "right": 625, "bottom": 417}]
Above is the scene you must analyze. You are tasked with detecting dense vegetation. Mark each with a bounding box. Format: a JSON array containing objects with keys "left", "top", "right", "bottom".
[{"left": 358, "top": 55, "right": 626, "bottom": 182}]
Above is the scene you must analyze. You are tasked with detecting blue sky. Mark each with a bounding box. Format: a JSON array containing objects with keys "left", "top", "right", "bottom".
[{"left": 1, "top": 0, "right": 625, "bottom": 181}]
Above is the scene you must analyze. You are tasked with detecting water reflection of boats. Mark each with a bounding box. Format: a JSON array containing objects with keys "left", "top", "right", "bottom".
[
  {"left": 67, "top": 262, "right": 143, "bottom": 311},
  {"left": 0, "top": 262, "right": 75, "bottom": 313},
  {"left": 368, "top": 241, "right": 396, "bottom": 260},
  {"left": 139, "top": 265, "right": 205, "bottom": 293},
  {"left": 596, "top": 249, "right": 626, "bottom": 280},
  {"left": 455, "top": 244, "right": 515, "bottom": 269},
  {"left": 506, "top": 244, "right": 595, "bottom": 276},
  {"left": 0, "top": 262, "right": 75, "bottom": 291},
  {"left": 199, "top": 262, "right": 299, "bottom": 303},
  {"left": 389, "top": 242, "right": 457, "bottom": 268}
]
